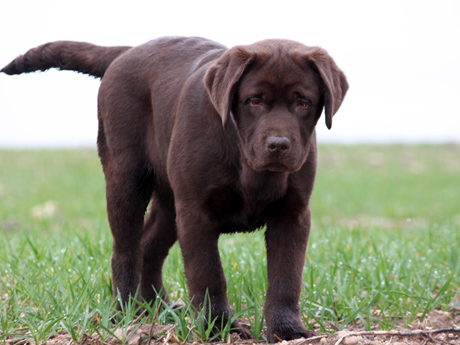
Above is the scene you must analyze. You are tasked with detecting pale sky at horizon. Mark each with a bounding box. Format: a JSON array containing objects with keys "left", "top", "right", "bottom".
[{"left": 1, "top": 0, "right": 459, "bottom": 147}]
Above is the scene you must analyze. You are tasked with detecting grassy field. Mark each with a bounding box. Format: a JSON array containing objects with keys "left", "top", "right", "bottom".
[{"left": 0, "top": 145, "right": 459, "bottom": 344}]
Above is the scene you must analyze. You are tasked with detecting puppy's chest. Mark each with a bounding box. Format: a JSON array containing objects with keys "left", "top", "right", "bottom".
[{"left": 204, "top": 187, "right": 277, "bottom": 234}]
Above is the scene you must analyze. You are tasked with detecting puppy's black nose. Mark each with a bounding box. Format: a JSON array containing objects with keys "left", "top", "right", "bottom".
[{"left": 266, "top": 136, "right": 291, "bottom": 153}]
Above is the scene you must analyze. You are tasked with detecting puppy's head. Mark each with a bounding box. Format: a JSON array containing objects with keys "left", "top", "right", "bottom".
[{"left": 204, "top": 39, "right": 348, "bottom": 173}]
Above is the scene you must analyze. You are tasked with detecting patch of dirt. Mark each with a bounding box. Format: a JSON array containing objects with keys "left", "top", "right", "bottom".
[{"left": 3, "top": 310, "right": 459, "bottom": 345}]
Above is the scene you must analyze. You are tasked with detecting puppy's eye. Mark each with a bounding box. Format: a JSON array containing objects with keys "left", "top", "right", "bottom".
[
  {"left": 296, "top": 99, "right": 310, "bottom": 108},
  {"left": 249, "top": 98, "right": 263, "bottom": 107}
]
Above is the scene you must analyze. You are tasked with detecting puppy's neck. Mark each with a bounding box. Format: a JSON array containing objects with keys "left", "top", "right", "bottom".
[{"left": 239, "top": 162, "right": 289, "bottom": 205}]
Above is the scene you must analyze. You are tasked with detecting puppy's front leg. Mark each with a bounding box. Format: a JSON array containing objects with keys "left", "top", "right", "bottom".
[
  {"left": 175, "top": 205, "right": 251, "bottom": 339},
  {"left": 264, "top": 208, "right": 316, "bottom": 343}
]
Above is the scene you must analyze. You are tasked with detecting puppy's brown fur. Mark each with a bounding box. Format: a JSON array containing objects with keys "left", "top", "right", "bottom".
[{"left": 2, "top": 36, "right": 348, "bottom": 342}]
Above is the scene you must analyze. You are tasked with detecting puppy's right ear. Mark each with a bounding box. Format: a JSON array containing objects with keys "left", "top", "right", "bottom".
[{"left": 204, "top": 47, "right": 254, "bottom": 127}]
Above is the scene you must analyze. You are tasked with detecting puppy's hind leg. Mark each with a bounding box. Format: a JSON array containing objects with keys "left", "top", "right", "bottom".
[
  {"left": 98, "top": 137, "right": 155, "bottom": 310},
  {"left": 141, "top": 194, "right": 177, "bottom": 305}
]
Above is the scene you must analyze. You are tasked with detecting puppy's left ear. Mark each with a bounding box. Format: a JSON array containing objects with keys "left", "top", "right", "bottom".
[
  {"left": 204, "top": 46, "right": 255, "bottom": 127},
  {"left": 305, "top": 47, "right": 349, "bottom": 129}
]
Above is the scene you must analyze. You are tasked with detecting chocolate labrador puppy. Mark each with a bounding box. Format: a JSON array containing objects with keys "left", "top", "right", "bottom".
[{"left": 1, "top": 36, "right": 348, "bottom": 342}]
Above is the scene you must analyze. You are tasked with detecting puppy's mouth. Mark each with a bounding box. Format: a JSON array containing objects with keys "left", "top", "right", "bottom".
[
  {"left": 263, "top": 162, "right": 290, "bottom": 173},
  {"left": 245, "top": 146, "right": 301, "bottom": 173},
  {"left": 247, "top": 158, "right": 293, "bottom": 173}
]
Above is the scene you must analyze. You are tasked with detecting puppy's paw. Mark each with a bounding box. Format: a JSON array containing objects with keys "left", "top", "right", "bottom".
[{"left": 267, "top": 322, "right": 316, "bottom": 343}]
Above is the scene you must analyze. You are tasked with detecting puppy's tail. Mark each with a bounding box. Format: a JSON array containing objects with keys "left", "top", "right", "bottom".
[{"left": 1, "top": 41, "right": 131, "bottom": 78}]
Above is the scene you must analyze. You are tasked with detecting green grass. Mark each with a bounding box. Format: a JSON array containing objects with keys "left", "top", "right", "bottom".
[{"left": 0, "top": 145, "right": 459, "bottom": 343}]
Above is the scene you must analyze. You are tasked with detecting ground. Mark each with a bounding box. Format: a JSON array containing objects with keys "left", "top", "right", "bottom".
[{"left": 4, "top": 309, "right": 459, "bottom": 345}]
